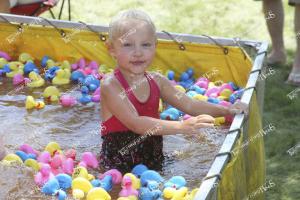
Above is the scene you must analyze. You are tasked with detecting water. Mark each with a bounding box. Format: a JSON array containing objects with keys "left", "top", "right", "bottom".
[{"left": 0, "top": 77, "right": 226, "bottom": 199}]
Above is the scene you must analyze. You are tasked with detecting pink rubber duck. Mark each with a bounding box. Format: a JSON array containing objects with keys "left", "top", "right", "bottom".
[
  {"left": 0, "top": 51, "right": 11, "bottom": 61},
  {"left": 119, "top": 176, "right": 138, "bottom": 197},
  {"left": 34, "top": 163, "right": 55, "bottom": 186},
  {"left": 37, "top": 151, "right": 51, "bottom": 164},
  {"left": 13, "top": 74, "right": 31, "bottom": 86},
  {"left": 91, "top": 87, "right": 101, "bottom": 102},
  {"left": 62, "top": 157, "right": 75, "bottom": 175},
  {"left": 78, "top": 152, "right": 98, "bottom": 169},
  {"left": 59, "top": 95, "right": 77, "bottom": 107},
  {"left": 19, "top": 144, "right": 39, "bottom": 157}
]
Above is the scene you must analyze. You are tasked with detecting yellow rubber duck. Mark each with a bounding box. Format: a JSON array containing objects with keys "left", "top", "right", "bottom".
[
  {"left": 183, "top": 188, "right": 199, "bottom": 200},
  {"left": 19, "top": 53, "right": 34, "bottom": 63},
  {"left": 60, "top": 60, "right": 71, "bottom": 70},
  {"left": 27, "top": 71, "right": 45, "bottom": 88},
  {"left": 25, "top": 96, "right": 45, "bottom": 109},
  {"left": 174, "top": 85, "right": 186, "bottom": 93},
  {"left": 214, "top": 117, "right": 225, "bottom": 126},
  {"left": 0, "top": 57, "right": 8, "bottom": 68},
  {"left": 117, "top": 196, "right": 137, "bottom": 200},
  {"left": 24, "top": 158, "right": 40, "bottom": 171},
  {"left": 43, "top": 86, "right": 61, "bottom": 102},
  {"left": 1, "top": 153, "right": 23, "bottom": 165},
  {"left": 193, "top": 94, "right": 208, "bottom": 101},
  {"left": 6, "top": 62, "right": 24, "bottom": 78},
  {"left": 164, "top": 187, "right": 188, "bottom": 200},
  {"left": 45, "top": 142, "right": 62, "bottom": 156},
  {"left": 72, "top": 166, "right": 95, "bottom": 181},
  {"left": 52, "top": 69, "right": 71, "bottom": 85},
  {"left": 87, "top": 187, "right": 111, "bottom": 200},
  {"left": 72, "top": 177, "right": 93, "bottom": 199}
]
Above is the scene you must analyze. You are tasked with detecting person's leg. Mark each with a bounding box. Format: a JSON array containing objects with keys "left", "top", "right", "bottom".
[
  {"left": 263, "top": 0, "right": 287, "bottom": 64},
  {"left": 0, "top": 0, "right": 11, "bottom": 13},
  {"left": 287, "top": 3, "right": 300, "bottom": 85}
]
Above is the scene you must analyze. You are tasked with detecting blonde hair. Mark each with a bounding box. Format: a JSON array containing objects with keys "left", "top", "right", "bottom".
[{"left": 108, "top": 9, "right": 156, "bottom": 44}]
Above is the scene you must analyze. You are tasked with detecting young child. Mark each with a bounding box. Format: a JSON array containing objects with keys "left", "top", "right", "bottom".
[{"left": 100, "top": 9, "right": 248, "bottom": 173}]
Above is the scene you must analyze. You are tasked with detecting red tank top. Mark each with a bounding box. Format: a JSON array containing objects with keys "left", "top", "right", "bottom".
[{"left": 101, "top": 68, "right": 160, "bottom": 136}]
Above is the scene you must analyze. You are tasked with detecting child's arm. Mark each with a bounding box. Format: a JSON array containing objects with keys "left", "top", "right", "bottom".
[
  {"left": 154, "top": 73, "right": 248, "bottom": 117},
  {"left": 101, "top": 78, "right": 215, "bottom": 136}
]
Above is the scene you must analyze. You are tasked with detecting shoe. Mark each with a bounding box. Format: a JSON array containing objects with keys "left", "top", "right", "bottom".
[{"left": 285, "top": 73, "right": 300, "bottom": 86}]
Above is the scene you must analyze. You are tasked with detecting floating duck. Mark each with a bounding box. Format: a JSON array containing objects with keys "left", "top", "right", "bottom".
[
  {"left": 140, "top": 170, "right": 164, "bottom": 187},
  {"left": 52, "top": 69, "right": 71, "bottom": 85},
  {"left": 15, "top": 150, "right": 36, "bottom": 162},
  {"left": 41, "top": 178, "right": 68, "bottom": 200},
  {"left": 6, "top": 61, "right": 24, "bottom": 77},
  {"left": 24, "top": 158, "right": 40, "bottom": 171},
  {"left": 19, "top": 53, "right": 34, "bottom": 63},
  {"left": 71, "top": 70, "right": 85, "bottom": 83},
  {"left": 164, "top": 176, "right": 187, "bottom": 189},
  {"left": 27, "top": 71, "right": 45, "bottom": 88},
  {"left": 45, "top": 66, "right": 60, "bottom": 81},
  {"left": 124, "top": 173, "right": 141, "bottom": 190},
  {"left": 160, "top": 107, "right": 181, "bottom": 121},
  {"left": 60, "top": 95, "right": 77, "bottom": 107},
  {"left": 86, "top": 187, "right": 111, "bottom": 200},
  {"left": 61, "top": 157, "right": 75, "bottom": 175},
  {"left": 163, "top": 186, "right": 188, "bottom": 200},
  {"left": 25, "top": 96, "right": 45, "bottom": 109},
  {"left": 1, "top": 153, "right": 23, "bottom": 165},
  {"left": 45, "top": 142, "right": 62, "bottom": 156},
  {"left": 72, "top": 166, "right": 94, "bottom": 181},
  {"left": 37, "top": 151, "right": 51, "bottom": 163},
  {"left": 13, "top": 74, "right": 30, "bottom": 86},
  {"left": 0, "top": 51, "right": 11, "bottom": 61},
  {"left": 43, "top": 86, "right": 61, "bottom": 102},
  {"left": 78, "top": 86, "right": 92, "bottom": 104},
  {"left": 139, "top": 180, "right": 163, "bottom": 200},
  {"left": 91, "top": 87, "right": 101, "bottom": 102},
  {"left": 72, "top": 177, "right": 93, "bottom": 198},
  {"left": 78, "top": 152, "right": 99, "bottom": 169},
  {"left": 23, "top": 61, "right": 39, "bottom": 75},
  {"left": 34, "top": 163, "right": 55, "bottom": 186},
  {"left": 119, "top": 175, "right": 138, "bottom": 198},
  {"left": 132, "top": 164, "right": 148, "bottom": 178},
  {"left": 93, "top": 169, "right": 122, "bottom": 192}
]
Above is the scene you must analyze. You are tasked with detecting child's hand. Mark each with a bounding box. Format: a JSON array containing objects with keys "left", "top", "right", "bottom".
[
  {"left": 228, "top": 101, "right": 248, "bottom": 115},
  {"left": 181, "top": 114, "right": 215, "bottom": 134}
]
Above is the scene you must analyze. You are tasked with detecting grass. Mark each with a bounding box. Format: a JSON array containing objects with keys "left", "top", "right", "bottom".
[{"left": 41, "top": 0, "right": 300, "bottom": 199}]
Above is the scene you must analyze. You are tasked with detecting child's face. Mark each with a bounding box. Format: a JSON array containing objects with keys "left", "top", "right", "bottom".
[{"left": 108, "top": 20, "right": 156, "bottom": 74}]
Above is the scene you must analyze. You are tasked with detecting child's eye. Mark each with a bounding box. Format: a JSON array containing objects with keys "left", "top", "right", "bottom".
[
  {"left": 142, "top": 43, "right": 152, "bottom": 47},
  {"left": 123, "top": 43, "right": 132, "bottom": 47}
]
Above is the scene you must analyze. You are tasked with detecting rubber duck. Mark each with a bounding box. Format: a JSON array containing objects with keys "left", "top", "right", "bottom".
[
  {"left": 6, "top": 61, "right": 24, "bottom": 77},
  {"left": 214, "top": 117, "right": 225, "bottom": 126},
  {"left": 193, "top": 94, "right": 208, "bottom": 101},
  {"left": 83, "top": 75, "right": 100, "bottom": 92},
  {"left": 61, "top": 157, "right": 75, "bottom": 175},
  {"left": 1, "top": 153, "right": 23, "bottom": 165},
  {"left": 119, "top": 175, "right": 138, "bottom": 197},
  {"left": 164, "top": 176, "right": 186, "bottom": 189},
  {"left": 34, "top": 163, "right": 55, "bottom": 186},
  {"left": 87, "top": 187, "right": 111, "bottom": 200},
  {"left": 41, "top": 178, "right": 67, "bottom": 200},
  {"left": 60, "top": 60, "right": 71, "bottom": 70},
  {"left": 37, "top": 151, "right": 51, "bottom": 163},
  {"left": 139, "top": 180, "right": 163, "bottom": 200},
  {"left": 60, "top": 95, "right": 77, "bottom": 107},
  {"left": 15, "top": 150, "right": 36, "bottom": 162},
  {"left": 78, "top": 86, "right": 92, "bottom": 104},
  {"left": 117, "top": 196, "right": 137, "bottom": 200},
  {"left": 0, "top": 57, "right": 8, "bottom": 69},
  {"left": 13, "top": 74, "right": 30, "bottom": 86},
  {"left": 41, "top": 55, "right": 50, "bottom": 68},
  {"left": 140, "top": 170, "right": 164, "bottom": 187},
  {"left": 25, "top": 96, "right": 45, "bottom": 109},
  {"left": 195, "top": 77, "right": 209, "bottom": 89},
  {"left": 19, "top": 143, "right": 40, "bottom": 157},
  {"left": 71, "top": 70, "right": 86, "bottom": 83},
  {"left": 45, "top": 141, "right": 62, "bottom": 156},
  {"left": 19, "top": 53, "right": 34, "bottom": 63},
  {"left": 55, "top": 174, "right": 72, "bottom": 190},
  {"left": 0, "top": 51, "right": 11, "bottom": 61},
  {"left": 183, "top": 188, "right": 199, "bottom": 200},
  {"left": 43, "top": 86, "right": 61, "bottom": 102},
  {"left": 124, "top": 173, "right": 141, "bottom": 190},
  {"left": 52, "top": 69, "right": 71, "bottom": 85},
  {"left": 189, "top": 85, "right": 206, "bottom": 95},
  {"left": 72, "top": 166, "right": 94, "bottom": 181},
  {"left": 45, "top": 66, "right": 60, "bottom": 81},
  {"left": 27, "top": 71, "right": 45, "bottom": 88},
  {"left": 23, "top": 61, "right": 39, "bottom": 75},
  {"left": 93, "top": 169, "right": 122, "bottom": 192},
  {"left": 72, "top": 177, "right": 93, "bottom": 198},
  {"left": 50, "top": 153, "right": 64, "bottom": 175},
  {"left": 78, "top": 152, "right": 99, "bottom": 169},
  {"left": 163, "top": 187, "right": 188, "bottom": 200},
  {"left": 132, "top": 164, "right": 148, "bottom": 178},
  {"left": 24, "top": 158, "right": 40, "bottom": 171},
  {"left": 160, "top": 107, "right": 180, "bottom": 121},
  {"left": 91, "top": 87, "right": 101, "bottom": 102}
]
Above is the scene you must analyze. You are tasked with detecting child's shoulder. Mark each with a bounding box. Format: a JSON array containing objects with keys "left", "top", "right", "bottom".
[{"left": 100, "top": 73, "right": 120, "bottom": 91}]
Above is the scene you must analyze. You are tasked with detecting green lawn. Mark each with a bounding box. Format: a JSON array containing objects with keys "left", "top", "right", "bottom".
[{"left": 42, "top": 1, "right": 300, "bottom": 199}]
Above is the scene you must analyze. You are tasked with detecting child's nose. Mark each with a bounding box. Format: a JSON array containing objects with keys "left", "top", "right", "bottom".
[{"left": 133, "top": 45, "right": 143, "bottom": 57}]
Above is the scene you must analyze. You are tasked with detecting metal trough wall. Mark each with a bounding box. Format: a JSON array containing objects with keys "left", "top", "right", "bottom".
[{"left": 0, "top": 13, "right": 267, "bottom": 200}]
